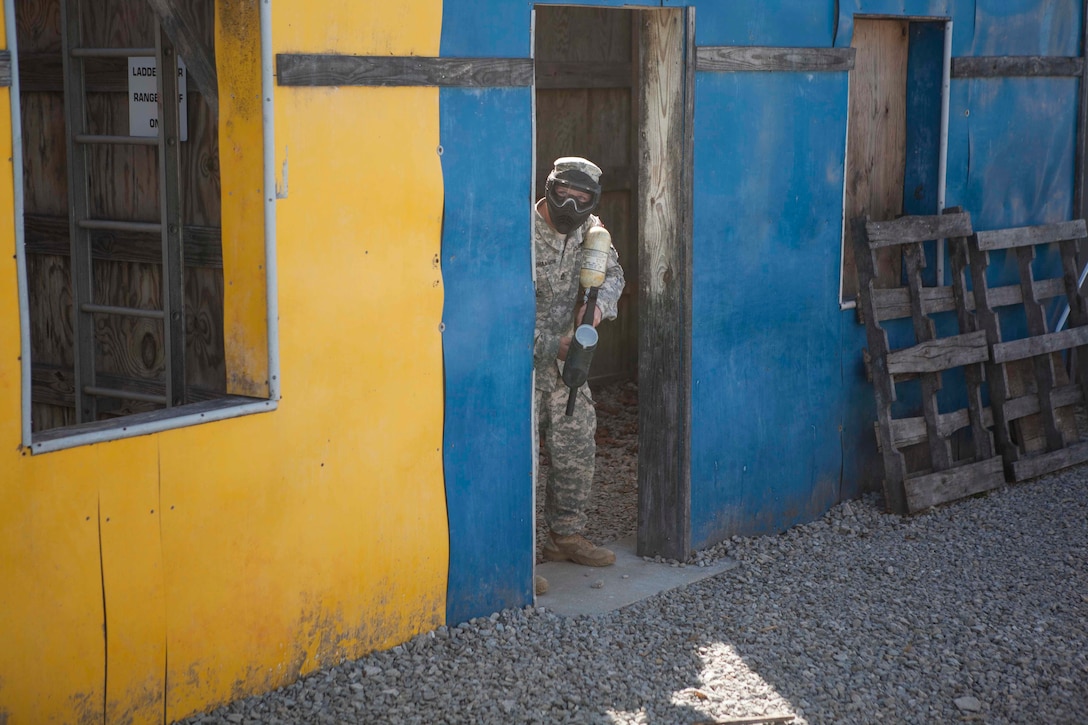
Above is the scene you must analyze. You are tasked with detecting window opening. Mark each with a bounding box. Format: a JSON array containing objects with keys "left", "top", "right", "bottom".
[{"left": 13, "top": 0, "right": 276, "bottom": 452}]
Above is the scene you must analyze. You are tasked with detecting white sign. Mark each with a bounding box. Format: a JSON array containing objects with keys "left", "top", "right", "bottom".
[{"left": 128, "top": 57, "right": 188, "bottom": 141}]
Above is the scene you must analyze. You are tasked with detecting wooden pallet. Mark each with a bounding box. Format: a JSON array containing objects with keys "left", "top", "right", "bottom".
[
  {"left": 854, "top": 211, "right": 1005, "bottom": 514},
  {"left": 966, "top": 219, "right": 1088, "bottom": 481}
]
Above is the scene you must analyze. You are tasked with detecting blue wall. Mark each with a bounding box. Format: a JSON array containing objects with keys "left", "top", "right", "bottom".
[
  {"left": 439, "top": 0, "right": 1084, "bottom": 611},
  {"left": 690, "top": 71, "right": 848, "bottom": 545}
]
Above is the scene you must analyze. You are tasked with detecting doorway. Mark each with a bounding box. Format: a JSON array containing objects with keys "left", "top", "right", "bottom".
[
  {"left": 841, "top": 16, "right": 950, "bottom": 303},
  {"left": 532, "top": 5, "right": 691, "bottom": 568}
]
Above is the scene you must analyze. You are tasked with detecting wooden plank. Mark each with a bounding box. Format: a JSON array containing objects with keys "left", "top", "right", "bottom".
[
  {"left": 872, "top": 285, "right": 955, "bottom": 321},
  {"left": 145, "top": 0, "right": 218, "bottom": 116},
  {"left": 888, "top": 406, "right": 995, "bottom": 449},
  {"left": 24, "top": 215, "right": 223, "bottom": 269},
  {"left": 948, "top": 224, "right": 995, "bottom": 462},
  {"left": 696, "top": 46, "right": 855, "bottom": 73},
  {"left": 16, "top": 53, "right": 214, "bottom": 94},
  {"left": 1010, "top": 440, "right": 1088, "bottom": 481},
  {"left": 0, "top": 50, "right": 11, "bottom": 87},
  {"left": 1004, "top": 384, "right": 1083, "bottom": 422},
  {"left": 842, "top": 19, "right": 909, "bottom": 298},
  {"left": 854, "top": 224, "right": 909, "bottom": 514},
  {"left": 864, "top": 211, "right": 974, "bottom": 247},
  {"left": 903, "top": 456, "right": 1005, "bottom": 513},
  {"left": 975, "top": 219, "right": 1087, "bottom": 250},
  {"left": 31, "top": 363, "right": 221, "bottom": 409},
  {"left": 902, "top": 242, "right": 953, "bottom": 472},
  {"left": 535, "top": 61, "right": 631, "bottom": 89},
  {"left": 276, "top": 54, "right": 534, "bottom": 88},
  {"left": 1015, "top": 246, "right": 1065, "bottom": 451},
  {"left": 870, "top": 277, "right": 1067, "bottom": 321},
  {"left": 952, "top": 55, "right": 1083, "bottom": 78},
  {"left": 637, "top": 7, "right": 689, "bottom": 560},
  {"left": 886, "top": 329, "right": 989, "bottom": 375},
  {"left": 992, "top": 325, "right": 1088, "bottom": 364}
]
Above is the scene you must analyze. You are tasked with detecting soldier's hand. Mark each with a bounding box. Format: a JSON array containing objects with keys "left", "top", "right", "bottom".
[
  {"left": 558, "top": 335, "right": 572, "bottom": 361},
  {"left": 575, "top": 304, "right": 603, "bottom": 328}
]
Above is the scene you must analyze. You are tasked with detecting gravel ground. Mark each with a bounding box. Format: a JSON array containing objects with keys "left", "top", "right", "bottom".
[{"left": 179, "top": 380, "right": 1088, "bottom": 725}]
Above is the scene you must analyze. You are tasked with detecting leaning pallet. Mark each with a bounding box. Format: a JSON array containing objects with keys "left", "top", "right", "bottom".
[
  {"left": 854, "top": 211, "right": 1004, "bottom": 515},
  {"left": 966, "top": 219, "right": 1088, "bottom": 482}
]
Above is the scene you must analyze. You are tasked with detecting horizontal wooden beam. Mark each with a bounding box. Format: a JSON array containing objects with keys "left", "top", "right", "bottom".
[
  {"left": 886, "top": 329, "right": 989, "bottom": 376},
  {"left": 904, "top": 455, "right": 1005, "bottom": 513},
  {"left": 32, "top": 362, "right": 222, "bottom": 409},
  {"left": 1010, "top": 440, "right": 1088, "bottom": 481},
  {"left": 0, "top": 50, "right": 11, "bottom": 87},
  {"left": 887, "top": 406, "right": 995, "bottom": 449},
  {"left": 696, "top": 46, "right": 855, "bottom": 73},
  {"left": 17, "top": 53, "right": 210, "bottom": 95},
  {"left": 1004, "top": 383, "right": 1083, "bottom": 422},
  {"left": 974, "top": 219, "right": 1088, "bottom": 251},
  {"left": 992, "top": 325, "right": 1088, "bottom": 364},
  {"left": 24, "top": 213, "right": 222, "bottom": 268},
  {"left": 952, "top": 56, "right": 1084, "bottom": 78},
  {"left": 864, "top": 212, "right": 973, "bottom": 247},
  {"left": 536, "top": 61, "right": 631, "bottom": 89},
  {"left": 876, "top": 277, "right": 1073, "bottom": 321},
  {"left": 276, "top": 54, "right": 534, "bottom": 88}
]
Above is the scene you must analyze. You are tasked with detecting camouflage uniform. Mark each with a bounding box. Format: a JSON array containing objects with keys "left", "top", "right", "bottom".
[{"left": 534, "top": 203, "right": 625, "bottom": 536}]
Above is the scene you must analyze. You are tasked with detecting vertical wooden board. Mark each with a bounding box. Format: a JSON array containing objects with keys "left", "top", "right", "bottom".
[
  {"left": 185, "top": 267, "right": 226, "bottom": 392},
  {"left": 535, "top": 6, "right": 631, "bottom": 62},
  {"left": 92, "top": 259, "right": 165, "bottom": 380},
  {"left": 690, "top": 70, "right": 848, "bottom": 545},
  {"left": 19, "top": 92, "right": 68, "bottom": 216},
  {"left": 535, "top": 88, "right": 590, "bottom": 171},
  {"left": 440, "top": 86, "right": 535, "bottom": 624},
  {"left": 839, "top": 310, "right": 885, "bottom": 498},
  {"left": 636, "top": 7, "right": 688, "bottom": 559},
  {"left": 842, "top": 18, "right": 909, "bottom": 300},
  {"left": 180, "top": 90, "right": 221, "bottom": 226},
  {"left": 15, "top": 0, "right": 62, "bottom": 53}
]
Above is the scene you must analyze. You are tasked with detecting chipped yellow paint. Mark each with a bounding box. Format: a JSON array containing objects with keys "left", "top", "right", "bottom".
[
  {"left": 218, "top": 0, "right": 269, "bottom": 397},
  {"left": 0, "top": 1, "right": 448, "bottom": 723}
]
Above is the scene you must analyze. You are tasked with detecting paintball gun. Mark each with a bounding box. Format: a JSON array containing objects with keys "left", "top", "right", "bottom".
[{"left": 562, "top": 226, "right": 612, "bottom": 416}]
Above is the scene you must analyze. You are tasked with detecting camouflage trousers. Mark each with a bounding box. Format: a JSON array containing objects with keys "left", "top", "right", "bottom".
[{"left": 537, "top": 366, "right": 597, "bottom": 536}]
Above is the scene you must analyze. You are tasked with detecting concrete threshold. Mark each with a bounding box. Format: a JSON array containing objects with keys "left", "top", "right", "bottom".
[{"left": 535, "top": 535, "right": 738, "bottom": 617}]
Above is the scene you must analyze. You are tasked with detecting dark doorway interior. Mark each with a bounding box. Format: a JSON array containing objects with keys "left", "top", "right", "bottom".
[{"left": 533, "top": 5, "right": 642, "bottom": 557}]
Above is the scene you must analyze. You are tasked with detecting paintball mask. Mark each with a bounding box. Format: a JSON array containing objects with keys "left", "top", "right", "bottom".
[{"left": 544, "top": 157, "right": 602, "bottom": 234}]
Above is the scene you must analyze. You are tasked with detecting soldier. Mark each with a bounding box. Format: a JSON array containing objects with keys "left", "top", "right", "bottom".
[{"left": 533, "top": 157, "right": 626, "bottom": 596}]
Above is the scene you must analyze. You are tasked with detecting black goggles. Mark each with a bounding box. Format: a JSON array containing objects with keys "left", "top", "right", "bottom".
[{"left": 547, "top": 178, "right": 600, "bottom": 215}]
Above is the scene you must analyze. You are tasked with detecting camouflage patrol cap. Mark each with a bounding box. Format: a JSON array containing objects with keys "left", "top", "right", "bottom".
[{"left": 552, "top": 156, "right": 602, "bottom": 183}]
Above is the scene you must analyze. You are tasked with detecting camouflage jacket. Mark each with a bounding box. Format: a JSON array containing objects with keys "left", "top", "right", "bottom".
[{"left": 533, "top": 203, "right": 625, "bottom": 391}]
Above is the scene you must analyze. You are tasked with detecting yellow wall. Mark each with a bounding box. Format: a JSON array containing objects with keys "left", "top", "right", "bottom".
[{"left": 0, "top": 1, "right": 448, "bottom": 722}]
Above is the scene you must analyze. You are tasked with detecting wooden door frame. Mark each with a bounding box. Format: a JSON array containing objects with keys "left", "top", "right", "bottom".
[{"left": 634, "top": 6, "right": 693, "bottom": 560}]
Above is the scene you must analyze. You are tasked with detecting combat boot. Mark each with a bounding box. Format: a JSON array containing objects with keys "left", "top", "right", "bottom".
[{"left": 543, "top": 532, "right": 616, "bottom": 567}]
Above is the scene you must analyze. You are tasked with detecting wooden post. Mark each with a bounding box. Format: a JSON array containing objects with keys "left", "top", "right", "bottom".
[{"left": 636, "top": 7, "right": 691, "bottom": 560}]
